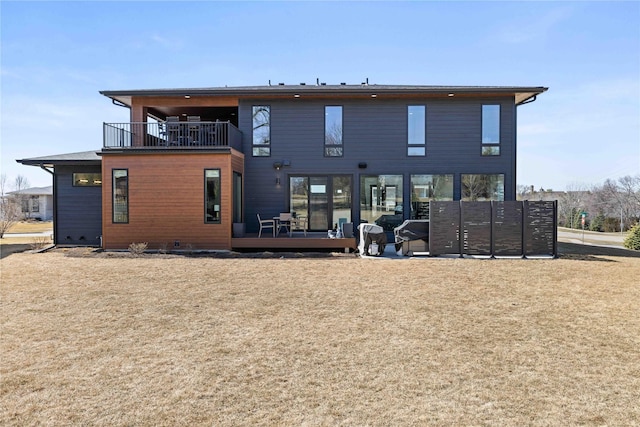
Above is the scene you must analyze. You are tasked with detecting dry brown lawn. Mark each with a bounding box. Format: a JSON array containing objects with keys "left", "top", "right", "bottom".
[
  {"left": 1, "top": 247, "right": 639, "bottom": 426},
  {"left": 5, "top": 221, "right": 53, "bottom": 234}
]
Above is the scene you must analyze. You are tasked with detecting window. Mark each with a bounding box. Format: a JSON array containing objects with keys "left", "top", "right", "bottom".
[
  {"left": 324, "top": 106, "right": 343, "bottom": 157},
  {"left": 360, "top": 174, "right": 403, "bottom": 231},
  {"left": 482, "top": 105, "right": 500, "bottom": 156},
  {"left": 410, "top": 175, "right": 453, "bottom": 219},
  {"left": 461, "top": 174, "right": 505, "bottom": 201},
  {"left": 30, "top": 196, "right": 39, "bottom": 213},
  {"left": 21, "top": 196, "right": 40, "bottom": 213},
  {"left": 73, "top": 173, "right": 102, "bottom": 186},
  {"left": 252, "top": 105, "right": 270, "bottom": 156},
  {"left": 112, "top": 169, "right": 128, "bottom": 223},
  {"left": 205, "top": 169, "right": 221, "bottom": 224},
  {"left": 407, "top": 105, "right": 426, "bottom": 156}
]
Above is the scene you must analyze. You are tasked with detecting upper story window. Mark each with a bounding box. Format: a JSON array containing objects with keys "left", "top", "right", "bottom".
[
  {"left": 324, "top": 106, "right": 343, "bottom": 157},
  {"left": 482, "top": 105, "right": 500, "bottom": 156},
  {"left": 252, "top": 105, "right": 270, "bottom": 156},
  {"left": 73, "top": 173, "right": 102, "bottom": 186},
  {"left": 407, "top": 105, "right": 426, "bottom": 156}
]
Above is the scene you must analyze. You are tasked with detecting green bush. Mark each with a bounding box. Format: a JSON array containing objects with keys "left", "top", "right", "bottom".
[
  {"left": 623, "top": 223, "right": 640, "bottom": 250},
  {"left": 589, "top": 214, "right": 605, "bottom": 232}
]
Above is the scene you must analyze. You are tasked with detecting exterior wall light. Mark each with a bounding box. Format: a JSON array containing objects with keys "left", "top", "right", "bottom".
[{"left": 273, "top": 162, "right": 283, "bottom": 185}]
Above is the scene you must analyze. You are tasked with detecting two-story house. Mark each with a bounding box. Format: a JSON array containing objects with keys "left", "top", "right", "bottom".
[{"left": 18, "top": 83, "right": 546, "bottom": 250}]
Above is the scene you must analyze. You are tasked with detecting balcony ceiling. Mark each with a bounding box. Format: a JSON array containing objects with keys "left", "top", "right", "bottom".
[{"left": 147, "top": 106, "right": 238, "bottom": 123}]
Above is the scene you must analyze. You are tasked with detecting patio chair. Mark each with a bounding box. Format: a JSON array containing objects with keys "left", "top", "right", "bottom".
[
  {"left": 257, "top": 214, "right": 276, "bottom": 238},
  {"left": 187, "top": 116, "right": 201, "bottom": 145},
  {"left": 277, "top": 212, "right": 292, "bottom": 236},
  {"left": 166, "top": 116, "right": 181, "bottom": 145},
  {"left": 290, "top": 215, "right": 307, "bottom": 236}
]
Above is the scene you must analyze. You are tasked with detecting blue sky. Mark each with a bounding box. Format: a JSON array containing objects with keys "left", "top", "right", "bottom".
[{"left": 2, "top": 1, "right": 639, "bottom": 191}]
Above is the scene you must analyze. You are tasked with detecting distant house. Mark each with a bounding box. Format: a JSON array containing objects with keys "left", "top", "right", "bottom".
[
  {"left": 18, "top": 83, "right": 547, "bottom": 249},
  {"left": 7, "top": 186, "right": 54, "bottom": 221}
]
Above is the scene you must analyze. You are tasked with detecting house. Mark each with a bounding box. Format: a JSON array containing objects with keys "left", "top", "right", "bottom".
[
  {"left": 17, "top": 151, "right": 102, "bottom": 245},
  {"left": 18, "top": 83, "right": 547, "bottom": 250},
  {"left": 7, "top": 186, "right": 54, "bottom": 221}
]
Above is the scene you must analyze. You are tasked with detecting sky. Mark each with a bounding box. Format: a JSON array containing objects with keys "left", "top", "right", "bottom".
[{"left": 1, "top": 0, "right": 639, "bottom": 192}]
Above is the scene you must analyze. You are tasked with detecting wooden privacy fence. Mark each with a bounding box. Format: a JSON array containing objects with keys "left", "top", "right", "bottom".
[{"left": 428, "top": 200, "right": 557, "bottom": 258}]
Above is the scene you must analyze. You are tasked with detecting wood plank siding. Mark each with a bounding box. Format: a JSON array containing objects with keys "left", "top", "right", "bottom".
[{"left": 101, "top": 150, "right": 244, "bottom": 250}]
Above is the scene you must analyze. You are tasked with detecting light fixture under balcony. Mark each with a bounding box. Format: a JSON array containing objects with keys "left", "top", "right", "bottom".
[
  {"left": 371, "top": 94, "right": 377, "bottom": 98},
  {"left": 294, "top": 94, "right": 300, "bottom": 98},
  {"left": 448, "top": 93, "right": 455, "bottom": 97},
  {"left": 184, "top": 95, "right": 191, "bottom": 99}
]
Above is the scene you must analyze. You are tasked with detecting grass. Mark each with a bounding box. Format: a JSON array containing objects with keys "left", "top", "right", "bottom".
[
  {"left": 1, "top": 247, "right": 639, "bottom": 426},
  {"left": 4, "top": 221, "right": 53, "bottom": 234}
]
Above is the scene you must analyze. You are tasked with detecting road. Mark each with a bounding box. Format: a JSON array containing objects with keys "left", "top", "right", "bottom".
[{"left": 557, "top": 227, "right": 626, "bottom": 249}]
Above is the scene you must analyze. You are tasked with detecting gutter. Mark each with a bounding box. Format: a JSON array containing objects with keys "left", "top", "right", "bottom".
[
  {"left": 41, "top": 164, "right": 56, "bottom": 245},
  {"left": 517, "top": 94, "right": 538, "bottom": 106}
]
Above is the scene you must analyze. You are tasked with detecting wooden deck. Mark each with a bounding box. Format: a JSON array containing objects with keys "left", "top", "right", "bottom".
[{"left": 231, "top": 232, "right": 356, "bottom": 252}]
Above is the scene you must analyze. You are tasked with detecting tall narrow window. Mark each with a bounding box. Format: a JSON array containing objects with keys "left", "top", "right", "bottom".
[
  {"left": 325, "top": 106, "right": 343, "bottom": 157},
  {"left": 205, "top": 169, "right": 221, "bottom": 224},
  {"left": 407, "top": 105, "right": 426, "bottom": 156},
  {"left": 482, "top": 105, "right": 500, "bottom": 156},
  {"left": 252, "top": 105, "right": 270, "bottom": 156},
  {"left": 112, "top": 169, "right": 128, "bottom": 223}
]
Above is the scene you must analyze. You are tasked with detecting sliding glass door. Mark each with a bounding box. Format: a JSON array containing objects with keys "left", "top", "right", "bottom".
[{"left": 289, "top": 175, "right": 352, "bottom": 231}]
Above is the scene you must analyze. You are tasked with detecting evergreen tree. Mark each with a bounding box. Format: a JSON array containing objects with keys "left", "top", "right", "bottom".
[{"left": 623, "top": 223, "right": 640, "bottom": 250}]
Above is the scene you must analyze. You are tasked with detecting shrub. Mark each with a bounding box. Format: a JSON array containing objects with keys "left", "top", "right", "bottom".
[
  {"left": 603, "top": 217, "right": 620, "bottom": 233},
  {"left": 589, "top": 214, "right": 605, "bottom": 232},
  {"left": 158, "top": 242, "right": 169, "bottom": 254},
  {"left": 128, "top": 242, "right": 148, "bottom": 256},
  {"left": 29, "top": 236, "right": 50, "bottom": 250},
  {"left": 623, "top": 223, "right": 640, "bottom": 251}
]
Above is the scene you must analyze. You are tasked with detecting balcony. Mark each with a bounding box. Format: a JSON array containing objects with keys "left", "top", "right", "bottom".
[{"left": 103, "top": 121, "right": 242, "bottom": 151}]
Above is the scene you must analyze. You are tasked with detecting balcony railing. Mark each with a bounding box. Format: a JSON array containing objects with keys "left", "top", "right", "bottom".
[{"left": 103, "top": 121, "right": 242, "bottom": 151}]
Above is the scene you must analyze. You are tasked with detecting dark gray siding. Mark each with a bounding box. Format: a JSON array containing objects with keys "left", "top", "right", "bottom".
[
  {"left": 238, "top": 97, "right": 517, "bottom": 232},
  {"left": 55, "top": 165, "right": 102, "bottom": 245}
]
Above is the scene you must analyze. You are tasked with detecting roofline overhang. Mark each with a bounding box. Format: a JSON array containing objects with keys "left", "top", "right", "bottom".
[
  {"left": 100, "top": 85, "right": 548, "bottom": 107},
  {"left": 17, "top": 159, "right": 102, "bottom": 168}
]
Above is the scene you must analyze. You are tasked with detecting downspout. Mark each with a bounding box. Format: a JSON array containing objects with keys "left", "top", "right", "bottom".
[
  {"left": 513, "top": 94, "right": 538, "bottom": 200},
  {"left": 39, "top": 165, "right": 56, "bottom": 245}
]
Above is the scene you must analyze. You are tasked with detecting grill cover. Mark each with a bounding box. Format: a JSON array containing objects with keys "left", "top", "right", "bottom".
[
  {"left": 393, "top": 220, "right": 429, "bottom": 254},
  {"left": 358, "top": 223, "right": 387, "bottom": 256}
]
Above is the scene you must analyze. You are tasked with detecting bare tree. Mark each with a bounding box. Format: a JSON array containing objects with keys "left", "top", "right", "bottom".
[
  {"left": 13, "top": 175, "right": 31, "bottom": 220},
  {"left": 0, "top": 174, "right": 21, "bottom": 238},
  {"left": 558, "top": 184, "right": 587, "bottom": 228},
  {"left": 587, "top": 175, "right": 640, "bottom": 231}
]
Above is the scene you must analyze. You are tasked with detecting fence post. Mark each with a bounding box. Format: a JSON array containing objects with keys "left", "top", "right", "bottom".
[
  {"left": 553, "top": 200, "right": 558, "bottom": 258},
  {"left": 459, "top": 200, "right": 464, "bottom": 258},
  {"left": 490, "top": 201, "right": 495, "bottom": 259},
  {"left": 522, "top": 200, "right": 527, "bottom": 259}
]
